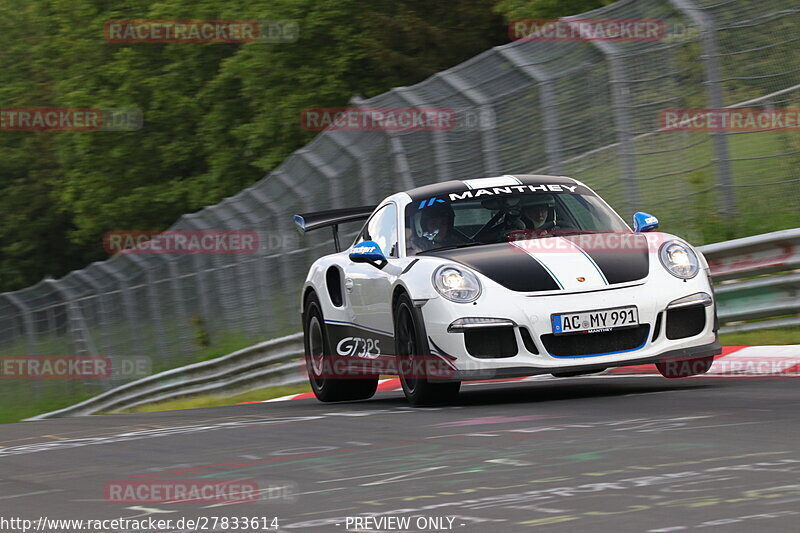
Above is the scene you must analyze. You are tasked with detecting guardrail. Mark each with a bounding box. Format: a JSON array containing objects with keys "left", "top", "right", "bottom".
[
  {"left": 26, "top": 333, "right": 305, "bottom": 420},
  {"left": 27, "top": 228, "right": 799, "bottom": 420},
  {"left": 703, "top": 228, "right": 800, "bottom": 333}
]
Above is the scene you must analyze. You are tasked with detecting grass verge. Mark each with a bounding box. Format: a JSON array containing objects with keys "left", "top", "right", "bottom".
[
  {"left": 115, "top": 383, "right": 311, "bottom": 414},
  {"left": 718, "top": 326, "right": 800, "bottom": 347}
]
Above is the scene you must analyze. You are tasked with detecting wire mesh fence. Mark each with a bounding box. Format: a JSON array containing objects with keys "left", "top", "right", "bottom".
[{"left": 1, "top": 0, "right": 798, "bottom": 407}]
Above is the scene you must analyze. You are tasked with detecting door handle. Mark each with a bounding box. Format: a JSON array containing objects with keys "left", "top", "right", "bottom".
[{"left": 345, "top": 278, "right": 354, "bottom": 292}]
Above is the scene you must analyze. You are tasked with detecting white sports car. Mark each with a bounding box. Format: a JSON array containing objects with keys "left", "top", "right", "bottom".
[{"left": 295, "top": 175, "right": 720, "bottom": 405}]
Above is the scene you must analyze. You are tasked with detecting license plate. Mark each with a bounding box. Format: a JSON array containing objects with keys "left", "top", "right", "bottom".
[{"left": 552, "top": 306, "right": 639, "bottom": 335}]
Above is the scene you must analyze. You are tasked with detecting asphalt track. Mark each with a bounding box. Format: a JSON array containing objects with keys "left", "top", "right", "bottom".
[{"left": 1, "top": 376, "right": 799, "bottom": 533}]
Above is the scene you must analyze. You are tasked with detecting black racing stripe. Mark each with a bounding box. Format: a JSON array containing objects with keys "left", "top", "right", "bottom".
[
  {"left": 429, "top": 243, "right": 560, "bottom": 292},
  {"left": 565, "top": 233, "right": 650, "bottom": 284}
]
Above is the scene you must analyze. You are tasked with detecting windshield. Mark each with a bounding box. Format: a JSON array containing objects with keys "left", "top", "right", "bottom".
[{"left": 405, "top": 191, "right": 629, "bottom": 255}]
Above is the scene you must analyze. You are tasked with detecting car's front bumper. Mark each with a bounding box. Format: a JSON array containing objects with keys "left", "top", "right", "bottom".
[
  {"left": 432, "top": 340, "right": 721, "bottom": 381},
  {"left": 419, "top": 269, "right": 720, "bottom": 381}
]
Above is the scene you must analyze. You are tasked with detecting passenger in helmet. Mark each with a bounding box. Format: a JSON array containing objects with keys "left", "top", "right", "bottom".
[{"left": 522, "top": 196, "right": 557, "bottom": 231}]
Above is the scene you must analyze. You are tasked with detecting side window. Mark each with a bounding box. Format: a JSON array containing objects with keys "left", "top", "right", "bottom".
[{"left": 357, "top": 204, "right": 399, "bottom": 258}]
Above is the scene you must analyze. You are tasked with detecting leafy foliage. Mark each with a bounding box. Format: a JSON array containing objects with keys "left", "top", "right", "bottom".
[{"left": 0, "top": 0, "right": 508, "bottom": 292}]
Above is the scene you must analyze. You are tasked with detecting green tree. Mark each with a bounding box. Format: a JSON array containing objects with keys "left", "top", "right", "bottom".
[{"left": 0, "top": 0, "right": 506, "bottom": 292}]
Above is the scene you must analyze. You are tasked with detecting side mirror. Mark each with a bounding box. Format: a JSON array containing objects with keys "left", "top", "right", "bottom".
[
  {"left": 349, "top": 240, "right": 387, "bottom": 269},
  {"left": 633, "top": 212, "right": 659, "bottom": 233}
]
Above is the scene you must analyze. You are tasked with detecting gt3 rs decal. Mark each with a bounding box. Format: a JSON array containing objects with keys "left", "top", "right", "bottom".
[
  {"left": 336, "top": 336, "right": 381, "bottom": 358},
  {"left": 324, "top": 320, "right": 395, "bottom": 356}
]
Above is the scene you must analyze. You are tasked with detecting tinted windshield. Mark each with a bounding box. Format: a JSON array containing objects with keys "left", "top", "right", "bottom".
[{"left": 406, "top": 190, "right": 629, "bottom": 255}]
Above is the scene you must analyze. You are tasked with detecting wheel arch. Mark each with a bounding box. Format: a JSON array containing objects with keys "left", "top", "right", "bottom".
[
  {"left": 391, "top": 283, "right": 411, "bottom": 315},
  {"left": 301, "top": 284, "right": 318, "bottom": 318}
]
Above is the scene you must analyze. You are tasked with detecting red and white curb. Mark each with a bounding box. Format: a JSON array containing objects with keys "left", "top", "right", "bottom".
[{"left": 242, "top": 345, "right": 800, "bottom": 404}]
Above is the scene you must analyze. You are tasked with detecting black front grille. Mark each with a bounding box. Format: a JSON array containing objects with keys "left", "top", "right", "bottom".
[
  {"left": 541, "top": 325, "right": 650, "bottom": 357},
  {"left": 464, "top": 327, "right": 517, "bottom": 358},
  {"left": 666, "top": 305, "right": 706, "bottom": 339}
]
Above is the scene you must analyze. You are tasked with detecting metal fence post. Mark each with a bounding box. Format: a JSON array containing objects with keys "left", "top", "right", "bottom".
[
  {"left": 4, "top": 292, "right": 36, "bottom": 355},
  {"left": 4, "top": 292, "right": 40, "bottom": 397},
  {"left": 298, "top": 149, "right": 345, "bottom": 209},
  {"left": 120, "top": 255, "right": 170, "bottom": 359},
  {"left": 43, "top": 279, "right": 97, "bottom": 357},
  {"left": 438, "top": 69, "right": 503, "bottom": 175},
  {"left": 181, "top": 213, "right": 244, "bottom": 328},
  {"left": 388, "top": 136, "right": 417, "bottom": 190},
  {"left": 96, "top": 262, "right": 143, "bottom": 357},
  {"left": 328, "top": 132, "right": 377, "bottom": 204},
  {"left": 164, "top": 258, "right": 193, "bottom": 359},
  {"left": 199, "top": 204, "right": 262, "bottom": 337},
  {"left": 248, "top": 187, "right": 292, "bottom": 334},
  {"left": 351, "top": 94, "right": 416, "bottom": 190},
  {"left": 570, "top": 21, "right": 640, "bottom": 213},
  {"left": 668, "top": 0, "right": 736, "bottom": 215},
  {"left": 392, "top": 88, "right": 453, "bottom": 181},
  {"left": 272, "top": 168, "right": 308, "bottom": 207},
  {"left": 498, "top": 47, "right": 564, "bottom": 175}
]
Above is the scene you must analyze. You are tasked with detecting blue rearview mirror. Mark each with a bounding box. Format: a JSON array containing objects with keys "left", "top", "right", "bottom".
[
  {"left": 633, "top": 212, "right": 659, "bottom": 233},
  {"left": 349, "top": 241, "right": 387, "bottom": 268}
]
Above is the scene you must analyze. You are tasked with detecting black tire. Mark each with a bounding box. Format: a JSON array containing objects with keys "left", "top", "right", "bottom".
[
  {"left": 394, "top": 293, "right": 460, "bottom": 406},
  {"left": 656, "top": 355, "right": 714, "bottom": 379},
  {"left": 303, "top": 292, "right": 378, "bottom": 402}
]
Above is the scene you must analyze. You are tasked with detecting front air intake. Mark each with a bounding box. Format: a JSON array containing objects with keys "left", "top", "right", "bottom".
[
  {"left": 464, "top": 327, "right": 517, "bottom": 358},
  {"left": 541, "top": 325, "right": 649, "bottom": 357},
  {"left": 666, "top": 305, "right": 706, "bottom": 339}
]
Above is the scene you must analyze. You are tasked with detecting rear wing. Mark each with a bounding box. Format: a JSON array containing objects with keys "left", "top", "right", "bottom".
[{"left": 294, "top": 205, "right": 376, "bottom": 252}]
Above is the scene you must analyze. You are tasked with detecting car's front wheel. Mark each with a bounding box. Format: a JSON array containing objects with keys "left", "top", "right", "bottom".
[
  {"left": 656, "top": 355, "right": 714, "bottom": 378},
  {"left": 394, "top": 293, "right": 460, "bottom": 406},
  {"left": 303, "top": 292, "right": 378, "bottom": 402}
]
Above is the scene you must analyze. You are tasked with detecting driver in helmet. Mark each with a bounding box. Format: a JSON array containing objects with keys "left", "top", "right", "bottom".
[{"left": 409, "top": 203, "right": 469, "bottom": 253}]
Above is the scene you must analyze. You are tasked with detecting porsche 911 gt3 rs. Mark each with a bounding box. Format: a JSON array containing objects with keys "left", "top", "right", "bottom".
[{"left": 294, "top": 175, "right": 720, "bottom": 405}]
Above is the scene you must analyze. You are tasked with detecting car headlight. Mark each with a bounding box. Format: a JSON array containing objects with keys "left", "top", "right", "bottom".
[
  {"left": 432, "top": 265, "right": 482, "bottom": 303},
  {"left": 659, "top": 240, "right": 699, "bottom": 279}
]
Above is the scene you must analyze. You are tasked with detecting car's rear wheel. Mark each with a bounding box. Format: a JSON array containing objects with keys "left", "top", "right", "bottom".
[
  {"left": 656, "top": 355, "right": 714, "bottom": 378},
  {"left": 303, "top": 293, "right": 378, "bottom": 402},
  {"left": 394, "top": 293, "right": 460, "bottom": 406}
]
